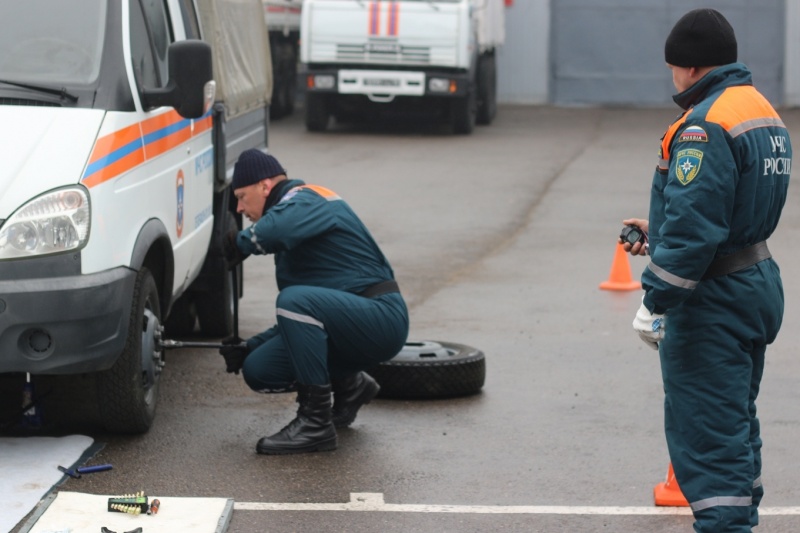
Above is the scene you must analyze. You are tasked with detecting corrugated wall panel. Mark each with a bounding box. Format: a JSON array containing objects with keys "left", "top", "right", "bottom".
[
  {"left": 472, "top": 0, "right": 793, "bottom": 107},
  {"left": 497, "top": 1, "right": 549, "bottom": 104},
  {"left": 549, "top": 0, "right": 785, "bottom": 106}
]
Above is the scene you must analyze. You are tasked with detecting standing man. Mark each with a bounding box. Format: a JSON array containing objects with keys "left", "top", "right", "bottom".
[
  {"left": 221, "top": 149, "right": 409, "bottom": 455},
  {"left": 622, "top": 8, "right": 791, "bottom": 532}
]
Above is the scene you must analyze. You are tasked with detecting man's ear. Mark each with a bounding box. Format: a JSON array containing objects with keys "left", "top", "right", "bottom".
[{"left": 260, "top": 179, "right": 272, "bottom": 197}]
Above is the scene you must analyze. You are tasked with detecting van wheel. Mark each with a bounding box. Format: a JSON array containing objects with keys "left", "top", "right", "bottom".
[
  {"left": 163, "top": 292, "right": 197, "bottom": 336},
  {"left": 367, "top": 341, "right": 486, "bottom": 399},
  {"left": 476, "top": 54, "right": 497, "bottom": 125},
  {"left": 305, "top": 93, "right": 330, "bottom": 132},
  {"left": 196, "top": 212, "right": 239, "bottom": 337},
  {"left": 196, "top": 265, "right": 237, "bottom": 337},
  {"left": 97, "top": 267, "right": 163, "bottom": 434}
]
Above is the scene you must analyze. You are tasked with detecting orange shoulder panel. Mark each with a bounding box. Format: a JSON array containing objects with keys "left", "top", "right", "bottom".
[
  {"left": 661, "top": 109, "right": 693, "bottom": 164},
  {"left": 705, "top": 86, "right": 780, "bottom": 133},
  {"left": 301, "top": 184, "right": 341, "bottom": 200}
]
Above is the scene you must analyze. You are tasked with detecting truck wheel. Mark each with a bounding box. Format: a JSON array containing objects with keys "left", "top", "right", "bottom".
[
  {"left": 195, "top": 212, "right": 239, "bottom": 337},
  {"left": 305, "top": 93, "right": 330, "bottom": 132},
  {"left": 271, "top": 42, "right": 297, "bottom": 119},
  {"left": 451, "top": 88, "right": 477, "bottom": 135},
  {"left": 476, "top": 54, "right": 497, "bottom": 125},
  {"left": 97, "top": 267, "right": 163, "bottom": 434},
  {"left": 367, "top": 341, "right": 486, "bottom": 399}
]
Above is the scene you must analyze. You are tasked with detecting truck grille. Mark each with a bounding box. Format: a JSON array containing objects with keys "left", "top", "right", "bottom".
[{"left": 336, "top": 41, "right": 431, "bottom": 64}]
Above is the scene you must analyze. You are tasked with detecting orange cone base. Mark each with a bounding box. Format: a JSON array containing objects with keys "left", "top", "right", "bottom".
[
  {"left": 654, "top": 464, "right": 690, "bottom": 507},
  {"left": 599, "top": 279, "right": 642, "bottom": 291},
  {"left": 599, "top": 243, "right": 642, "bottom": 292},
  {"left": 654, "top": 481, "right": 690, "bottom": 506}
]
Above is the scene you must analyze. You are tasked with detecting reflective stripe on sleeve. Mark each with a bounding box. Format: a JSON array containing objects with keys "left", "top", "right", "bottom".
[
  {"left": 248, "top": 230, "right": 265, "bottom": 254},
  {"left": 728, "top": 117, "right": 786, "bottom": 139},
  {"left": 646, "top": 261, "right": 699, "bottom": 290}
]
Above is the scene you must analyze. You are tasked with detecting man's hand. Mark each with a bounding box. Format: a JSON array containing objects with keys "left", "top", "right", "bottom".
[
  {"left": 219, "top": 336, "right": 249, "bottom": 374},
  {"left": 620, "top": 218, "right": 649, "bottom": 256},
  {"left": 632, "top": 298, "right": 665, "bottom": 350},
  {"left": 223, "top": 230, "right": 247, "bottom": 269}
]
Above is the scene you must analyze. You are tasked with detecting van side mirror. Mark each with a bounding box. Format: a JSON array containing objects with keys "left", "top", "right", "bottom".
[{"left": 141, "top": 40, "right": 214, "bottom": 119}]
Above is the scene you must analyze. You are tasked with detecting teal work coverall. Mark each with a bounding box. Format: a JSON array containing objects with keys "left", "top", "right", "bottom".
[
  {"left": 643, "top": 63, "right": 791, "bottom": 532},
  {"left": 234, "top": 179, "right": 409, "bottom": 391}
]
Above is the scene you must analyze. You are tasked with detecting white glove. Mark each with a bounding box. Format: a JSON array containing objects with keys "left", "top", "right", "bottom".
[{"left": 632, "top": 297, "right": 665, "bottom": 350}]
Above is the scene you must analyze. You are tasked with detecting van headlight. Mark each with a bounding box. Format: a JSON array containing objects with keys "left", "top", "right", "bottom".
[{"left": 0, "top": 186, "right": 90, "bottom": 259}]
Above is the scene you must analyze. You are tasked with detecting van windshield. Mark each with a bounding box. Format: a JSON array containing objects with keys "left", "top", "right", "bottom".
[{"left": 0, "top": 0, "right": 107, "bottom": 85}]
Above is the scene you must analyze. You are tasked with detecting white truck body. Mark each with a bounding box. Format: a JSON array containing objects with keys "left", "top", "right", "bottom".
[
  {"left": 300, "top": 0, "right": 505, "bottom": 133},
  {"left": 0, "top": 0, "right": 273, "bottom": 433},
  {"left": 265, "top": 0, "right": 303, "bottom": 33}
]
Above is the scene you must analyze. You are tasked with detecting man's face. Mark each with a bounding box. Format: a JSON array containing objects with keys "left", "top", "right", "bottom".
[{"left": 234, "top": 180, "right": 269, "bottom": 222}]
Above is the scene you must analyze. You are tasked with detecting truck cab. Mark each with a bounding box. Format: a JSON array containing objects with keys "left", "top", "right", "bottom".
[{"left": 300, "top": 0, "right": 505, "bottom": 133}]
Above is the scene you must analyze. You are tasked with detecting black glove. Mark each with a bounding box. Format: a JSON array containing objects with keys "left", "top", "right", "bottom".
[
  {"left": 223, "top": 230, "right": 247, "bottom": 270},
  {"left": 219, "top": 336, "right": 249, "bottom": 375}
]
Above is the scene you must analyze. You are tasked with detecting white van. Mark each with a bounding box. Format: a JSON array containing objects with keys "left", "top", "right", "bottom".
[{"left": 0, "top": 0, "right": 273, "bottom": 433}]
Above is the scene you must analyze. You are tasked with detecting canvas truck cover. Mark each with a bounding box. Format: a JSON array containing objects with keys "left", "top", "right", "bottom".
[
  {"left": 197, "top": 0, "right": 273, "bottom": 118},
  {"left": 474, "top": 0, "right": 505, "bottom": 51}
]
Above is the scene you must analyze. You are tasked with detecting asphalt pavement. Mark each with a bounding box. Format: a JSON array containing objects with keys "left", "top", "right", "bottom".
[{"left": 5, "top": 104, "right": 800, "bottom": 533}]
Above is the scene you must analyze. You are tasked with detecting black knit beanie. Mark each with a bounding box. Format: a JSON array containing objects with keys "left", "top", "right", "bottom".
[
  {"left": 664, "top": 8, "right": 737, "bottom": 67},
  {"left": 232, "top": 149, "right": 286, "bottom": 190}
]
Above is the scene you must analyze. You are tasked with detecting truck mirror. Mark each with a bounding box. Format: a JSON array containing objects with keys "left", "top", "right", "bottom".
[{"left": 141, "top": 40, "right": 213, "bottom": 119}]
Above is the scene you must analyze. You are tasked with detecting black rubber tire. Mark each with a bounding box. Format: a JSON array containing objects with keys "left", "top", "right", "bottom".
[
  {"left": 367, "top": 341, "right": 485, "bottom": 399},
  {"left": 450, "top": 87, "right": 477, "bottom": 135},
  {"left": 163, "top": 292, "right": 197, "bottom": 336},
  {"left": 97, "top": 267, "right": 163, "bottom": 434},
  {"left": 195, "top": 212, "right": 239, "bottom": 337},
  {"left": 476, "top": 53, "right": 497, "bottom": 125},
  {"left": 270, "top": 42, "right": 297, "bottom": 119},
  {"left": 305, "top": 93, "right": 330, "bottom": 132},
  {"left": 195, "top": 266, "right": 235, "bottom": 337}
]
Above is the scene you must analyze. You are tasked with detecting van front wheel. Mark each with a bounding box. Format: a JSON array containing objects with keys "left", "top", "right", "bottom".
[{"left": 97, "top": 267, "right": 163, "bottom": 434}]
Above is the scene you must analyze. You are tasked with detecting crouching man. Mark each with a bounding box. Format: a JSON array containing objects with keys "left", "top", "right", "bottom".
[{"left": 221, "top": 149, "right": 409, "bottom": 455}]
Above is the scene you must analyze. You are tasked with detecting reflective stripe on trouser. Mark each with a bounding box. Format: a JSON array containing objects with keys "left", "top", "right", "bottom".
[
  {"left": 659, "top": 261, "right": 782, "bottom": 533},
  {"left": 242, "top": 285, "right": 408, "bottom": 391}
]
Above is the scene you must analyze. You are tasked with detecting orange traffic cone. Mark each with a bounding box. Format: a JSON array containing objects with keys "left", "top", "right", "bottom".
[
  {"left": 654, "top": 463, "right": 690, "bottom": 507},
  {"left": 599, "top": 242, "right": 642, "bottom": 291}
]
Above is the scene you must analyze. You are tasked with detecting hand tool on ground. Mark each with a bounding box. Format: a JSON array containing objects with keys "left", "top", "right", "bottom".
[{"left": 57, "top": 464, "right": 113, "bottom": 479}]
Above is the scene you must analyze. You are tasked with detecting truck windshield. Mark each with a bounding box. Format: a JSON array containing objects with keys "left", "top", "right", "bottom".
[{"left": 0, "top": 0, "right": 107, "bottom": 85}]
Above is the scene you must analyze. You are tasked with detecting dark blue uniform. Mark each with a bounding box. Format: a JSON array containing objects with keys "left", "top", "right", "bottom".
[
  {"left": 644, "top": 63, "right": 791, "bottom": 531},
  {"left": 234, "top": 179, "right": 409, "bottom": 390}
]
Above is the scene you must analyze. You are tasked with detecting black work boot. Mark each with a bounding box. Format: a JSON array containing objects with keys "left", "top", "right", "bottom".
[
  {"left": 331, "top": 372, "right": 380, "bottom": 428},
  {"left": 256, "top": 384, "right": 337, "bottom": 455}
]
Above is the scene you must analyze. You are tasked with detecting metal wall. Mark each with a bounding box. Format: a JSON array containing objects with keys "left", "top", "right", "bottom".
[{"left": 497, "top": 0, "right": 796, "bottom": 107}]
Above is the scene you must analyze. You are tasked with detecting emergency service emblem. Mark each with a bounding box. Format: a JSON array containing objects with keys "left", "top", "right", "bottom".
[
  {"left": 678, "top": 125, "right": 708, "bottom": 143},
  {"left": 675, "top": 149, "right": 703, "bottom": 185},
  {"left": 176, "top": 170, "right": 185, "bottom": 238}
]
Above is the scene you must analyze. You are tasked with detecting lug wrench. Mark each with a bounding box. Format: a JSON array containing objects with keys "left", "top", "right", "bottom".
[{"left": 158, "top": 208, "right": 243, "bottom": 351}]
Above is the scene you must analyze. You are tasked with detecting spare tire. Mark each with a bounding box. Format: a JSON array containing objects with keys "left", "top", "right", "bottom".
[{"left": 367, "top": 341, "right": 485, "bottom": 399}]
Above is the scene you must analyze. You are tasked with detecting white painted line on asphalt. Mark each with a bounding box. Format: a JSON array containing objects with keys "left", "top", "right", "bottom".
[{"left": 234, "top": 493, "right": 800, "bottom": 516}]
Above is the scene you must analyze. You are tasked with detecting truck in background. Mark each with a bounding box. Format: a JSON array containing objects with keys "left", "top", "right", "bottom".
[
  {"left": 300, "top": 0, "right": 505, "bottom": 134},
  {"left": 0, "top": 0, "right": 272, "bottom": 433},
  {"left": 264, "top": 0, "right": 302, "bottom": 119}
]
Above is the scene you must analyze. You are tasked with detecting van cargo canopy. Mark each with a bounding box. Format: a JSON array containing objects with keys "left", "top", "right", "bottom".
[{"left": 196, "top": 0, "right": 273, "bottom": 118}]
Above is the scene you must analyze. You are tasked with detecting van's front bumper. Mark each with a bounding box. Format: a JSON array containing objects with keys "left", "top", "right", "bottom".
[{"left": 0, "top": 253, "right": 136, "bottom": 374}]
